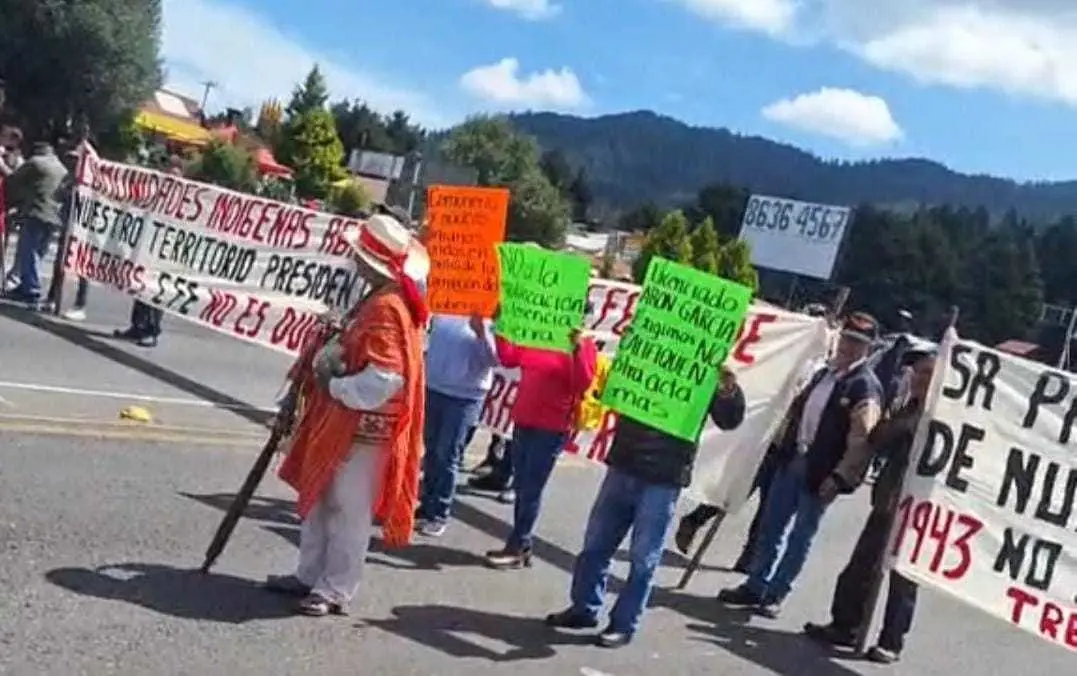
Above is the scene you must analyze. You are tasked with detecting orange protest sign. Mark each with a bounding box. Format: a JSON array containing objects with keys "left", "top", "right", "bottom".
[{"left": 425, "top": 185, "right": 509, "bottom": 317}]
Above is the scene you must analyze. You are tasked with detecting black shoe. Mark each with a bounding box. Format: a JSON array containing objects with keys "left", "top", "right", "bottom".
[
  {"left": 803, "top": 622, "right": 856, "bottom": 648},
  {"left": 674, "top": 517, "right": 701, "bottom": 554},
  {"left": 595, "top": 626, "right": 633, "bottom": 649},
  {"left": 756, "top": 596, "right": 782, "bottom": 619},
  {"left": 545, "top": 608, "right": 599, "bottom": 629},
  {"left": 113, "top": 327, "right": 142, "bottom": 340},
  {"left": 716, "top": 584, "right": 763, "bottom": 607},
  {"left": 469, "top": 473, "right": 510, "bottom": 492},
  {"left": 866, "top": 646, "right": 901, "bottom": 663},
  {"left": 136, "top": 334, "right": 159, "bottom": 348},
  {"left": 485, "top": 547, "right": 532, "bottom": 569}
]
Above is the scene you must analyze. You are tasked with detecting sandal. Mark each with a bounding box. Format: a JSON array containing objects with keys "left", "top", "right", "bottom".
[{"left": 296, "top": 592, "right": 347, "bottom": 617}]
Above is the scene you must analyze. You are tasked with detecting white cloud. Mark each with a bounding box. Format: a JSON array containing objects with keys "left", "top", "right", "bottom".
[
  {"left": 677, "top": 0, "right": 1077, "bottom": 109},
  {"left": 482, "top": 0, "right": 561, "bottom": 20},
  {"left": 674, "top": 0, "right": 800, "bottom": 36},
  {"left": 160, "top": 0, "right": 444, "bottom": 126},
  {"left": 762, "top": 87, "right": 903, "bottom": 146},
  {"left": 459, "top": 58, "right": 587, "bottom": 108}
]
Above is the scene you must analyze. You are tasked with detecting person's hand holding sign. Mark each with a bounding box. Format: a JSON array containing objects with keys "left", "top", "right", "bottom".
[
  {"left": 717, "top": 367, "right": 738, "bottom": 398},
  {"left": 469, "top": 312, "right": 487, "bottom": 338}
]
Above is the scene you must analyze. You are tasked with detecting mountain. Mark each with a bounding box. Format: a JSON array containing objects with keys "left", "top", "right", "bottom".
[{"left": 508, "top": 110, "right": 1077, "bottom": 220}]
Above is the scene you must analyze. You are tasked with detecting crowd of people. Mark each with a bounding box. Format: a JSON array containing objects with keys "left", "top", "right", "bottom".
[{"left": 258, "top": 209, "right": 933, "bottom": 663}]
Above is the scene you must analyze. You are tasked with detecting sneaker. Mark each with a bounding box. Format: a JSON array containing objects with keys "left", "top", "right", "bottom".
[
  {"left": 484, "top": 547, "right": 532, "bottom": 569},
  {"left": 756, "top": 596, "right": 783, "bottom": 619},
  {"left": 595, "top": 626, "right": 633, "bottom": 649},
  {"left": 62, "top": 307, "right": 86, "bottom": 321},
  {"left": 545, "top": 608, "right": 599, "bottom": 630},
  {"left": 296, "top": 592, "right": 347, "bottom": 617},
  {"left": 417, "top": 520, "right": 446, "bottom": 537},
  {"left": 496, "top": 490, "right": 515, "bottom": 504},
  {"left": 716, "top": 584, "right": 763, "bottom": 607},
  {"left": 136, "top": 335, "right": 159, "bottom": 348},
  {"left": 866, "top": 646, "right": 901, "bottom": 664},
  {"left": 113, "top": 327, "right": 141, "bottom": 340},
  {"left": 802, "top": 622, "right": 856, "bottom": 648}
]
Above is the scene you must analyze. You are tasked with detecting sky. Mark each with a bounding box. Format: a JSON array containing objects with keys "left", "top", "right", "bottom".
[{"left": 162, "top": 0, "right": 1077, "bottom": 182}]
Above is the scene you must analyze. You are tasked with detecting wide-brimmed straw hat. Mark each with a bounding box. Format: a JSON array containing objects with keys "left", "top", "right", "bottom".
[{"left": 347, "top": 214, "right": 430, "bottom": 282}]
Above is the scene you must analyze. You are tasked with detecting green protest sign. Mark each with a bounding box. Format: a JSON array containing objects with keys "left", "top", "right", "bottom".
[
  {"left": 601, "top": 257, "right": 752, "bottom": 441},
  {"left": 495, "top": 243, "right": 591, "bottom": 352}
]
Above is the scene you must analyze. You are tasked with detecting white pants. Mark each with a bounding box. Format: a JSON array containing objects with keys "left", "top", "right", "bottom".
[{"left": 295, "top": 442, "right": 385, "bottom": 604}]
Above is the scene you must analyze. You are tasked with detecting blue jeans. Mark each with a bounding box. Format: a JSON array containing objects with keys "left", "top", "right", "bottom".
[
  {"left": 745, "top": 455, "right": 828, "bottom": 602},
  {"left": 570, "top": 467, "right": 680, "bottom": 635},
  {"left": 419, "top": 390, "right": 482, "bottom": 524},
  {"left": 505, "top": 426, "right": 566, "bottom": 552},
  {"left": 13, "top": 218, "right": 51, "bottom": 299}
]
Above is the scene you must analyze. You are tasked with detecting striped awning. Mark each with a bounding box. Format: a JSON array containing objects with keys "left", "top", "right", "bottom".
[{"left": 134, "top": 110, "right": 212, "bottom": 145}]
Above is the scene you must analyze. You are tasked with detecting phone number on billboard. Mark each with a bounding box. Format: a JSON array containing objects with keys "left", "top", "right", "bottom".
[{"left": 741, "top": 196, "right": 849, "bottom": 241}]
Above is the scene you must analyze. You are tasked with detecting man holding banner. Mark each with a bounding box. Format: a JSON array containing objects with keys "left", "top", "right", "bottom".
[
  {"left": 719, "top": 313, "right": 883, "bottom": 617},
  {"left": 546, "top": 367, "right": 745, "bottom": 648},
  {"left": 268, "top": 214, "right": 429, "bottom": 617}
]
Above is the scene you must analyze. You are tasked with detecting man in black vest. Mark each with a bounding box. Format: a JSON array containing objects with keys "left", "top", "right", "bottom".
[
  {"left": 545, "top": 369, "right": 746, "bottom": 648},
  {"left": 718, "top": 312, "right": 883, "bottom": 617},
  {"left": 802, "top": 347, "right": 935, "bottom": 663}
]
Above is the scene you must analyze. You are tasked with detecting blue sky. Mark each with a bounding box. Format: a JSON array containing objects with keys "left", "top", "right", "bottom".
[{"left": 162, "top": 0, "right": 1077, "bottom": 181}]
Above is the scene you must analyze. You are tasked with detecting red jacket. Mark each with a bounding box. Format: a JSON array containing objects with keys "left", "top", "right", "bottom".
[{"left": 496, "top": 335, "right": 598, "bottom": 433}]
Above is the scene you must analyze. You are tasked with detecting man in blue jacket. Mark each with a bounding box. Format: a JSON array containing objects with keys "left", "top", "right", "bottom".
[
  {"left": 545, "top": 368, "right": 746, "bottom": 648},
  {"left": 718, "top": 312, "right": 883, "bottom": 617}
]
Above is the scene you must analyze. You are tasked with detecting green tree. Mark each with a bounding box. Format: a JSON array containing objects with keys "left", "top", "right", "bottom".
[
  {"left": 633, "top": 210, "right": 692, "bottom": 282},
  {"left": 0, "top": 0, "right": 164, "bottom": 139},
  {"left": 618, "top": 202, "right": 662, "bottom": 232},
  {"left": 716, "top": 238, "right": 759, "bottom": 292},
  {"left": 441, "top": 116, "right": 570, "bottom": 246},
  {"left": 190, "top": 140, "right": 257, "bottom": 193},
  {"left": 279, "top": 108, "right": 347, "bottom": 199},
  {"left": 330, "top": 181, "right": 371, "bottom": 216},
  {"left": 690, "top": 216, "right": 721, "bottom": 275},
  {"left": 95, "top": 111, "right": 145, "bottom": 162},
  {"left": 286, "top": 65, "right": 330, "bottom": 118}
]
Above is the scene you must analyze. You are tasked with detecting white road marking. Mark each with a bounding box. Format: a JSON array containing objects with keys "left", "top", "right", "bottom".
[{"left": 0, "top": 380, "right": 275, "bottom": 411}]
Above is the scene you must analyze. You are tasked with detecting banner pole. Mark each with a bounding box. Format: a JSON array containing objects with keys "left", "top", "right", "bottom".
[{"left": 675, "top": 508, "right": 727, "bottom": 590}]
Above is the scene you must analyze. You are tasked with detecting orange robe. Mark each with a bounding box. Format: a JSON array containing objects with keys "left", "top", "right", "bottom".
[{"left": 279, "top": 285, "right": 426, "bottom": 548}]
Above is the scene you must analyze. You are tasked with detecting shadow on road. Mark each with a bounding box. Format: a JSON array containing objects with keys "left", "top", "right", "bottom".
[
  {"left": 183, "top": 492, "right": 488, "bottom": 572},
  {"left": 364, "top": 604, "right": 590, "bottom": 662},
  {"left": 450, "top": 500, "right": 863, "bottom": 676},
  {"left": 45, "top": 563, "right": 294, "bottom": 623},
  {"left": 0, "top": 303, "right": 272, "bottom": 426}
]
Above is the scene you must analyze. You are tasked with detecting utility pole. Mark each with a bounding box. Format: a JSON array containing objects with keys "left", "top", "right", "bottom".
[
  {"left": 1058, "top": 306, "right": 1076, "bottom": 371},
  {"left": 199, "top": 80, "right": 219, "bottom": 111}
]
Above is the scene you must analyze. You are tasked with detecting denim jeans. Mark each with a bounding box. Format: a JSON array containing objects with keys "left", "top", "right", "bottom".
[
  {"left": 13, "top": 218, "right": 51, "bottom": 299},
  {"left": 745, "top": 455, "right": 828, "bottom": 602},
  {"left": 831, "top": 509, "right": 919, "bottom": 652},
  {"left": 419, "top": 390, "right": 482, "bottom": 524},
  {"left": 505, "top": 426, "right": 566, "bottom": 552},
  {"left": 570, "top": 467, "right": 680, "bottom": 635}
]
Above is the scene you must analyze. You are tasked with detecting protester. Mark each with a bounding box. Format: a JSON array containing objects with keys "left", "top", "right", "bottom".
[
  {"left": 717, "top": 312, "right": 883, "bottom": 617},
  {"left": 484, "top": 325, "right": 598, "bottom": 569},
  {"left": 546, "top": 368, "right": 745, "bottom": 648},
  {"left": 267, "top": 213, "right": 429, "bottom": 617},
  {"left": 416, "top": 312, "right": 499, "bottom": 537},
  {"left": 802, "top": 348, "right": 935, "bottom": 663},
  {"left": 112, "top": 157, "right": 180, "bottom": 345},
  {"left": 3, "top": 139, "right": 68, "bottom": 307},
  {"left": 0, "top": 123, "right": 22, "bottom": 288},
  {"left": 46, "top": 147, "right": 89, "bottom": 319}
]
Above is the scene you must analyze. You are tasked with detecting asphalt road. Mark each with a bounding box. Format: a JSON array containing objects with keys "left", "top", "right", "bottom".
[{"left": 1, "top": 275, "right": 1073, "bottom": 675}]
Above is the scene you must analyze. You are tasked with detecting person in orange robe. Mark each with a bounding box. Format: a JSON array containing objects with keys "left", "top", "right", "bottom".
[{"left": 267, "top": 213, "right": 430, "bottom": 617}]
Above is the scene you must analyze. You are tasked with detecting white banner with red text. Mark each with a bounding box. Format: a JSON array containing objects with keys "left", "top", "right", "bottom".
[
  {"left": 890, "top": 331, "right": 1077, "bottom": 653},
  {"left": 64, "top": 146, "right": 362, "bottom": 354},
  {"left": 476, "top": 279, "right": 832, "bottom": 513}
]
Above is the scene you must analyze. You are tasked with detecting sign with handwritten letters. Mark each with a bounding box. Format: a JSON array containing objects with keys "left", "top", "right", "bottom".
[
  {"left": 424, "top": 185, "right": 508, "bottom": 317},
  {"left": 65, "top": 145, "right": 365, "bottom": 355},
  {"left": 494, "top": 243, "right": 590, "bottom": 352},
  {"left": 737, "top": 194, "right": 852, "bottom": 280},
  {"left": 601, "top": 257, "right": 752, "bottom": 441},
  {"left": 476, "top": 278, "right": 832, "bottom": 512},
  {"left": 891, "top": 332, "right": 1077, "bottom": 653}
]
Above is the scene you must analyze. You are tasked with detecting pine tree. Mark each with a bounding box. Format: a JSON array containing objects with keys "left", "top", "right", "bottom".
[
  {"left": 690, "top": 216, "right": 721, "bottom": 275},
  {"left": 717, "top": 238, "right": 759, "bottom": 291},
  {"left": 279, "top": 108, "right": 347, "bottom": 200},
  {"left": 633, "top": 210, "right": 693, "bottom": 282},
  {"left": 286, "top": 66, "right": 330, "bottom": 118}
]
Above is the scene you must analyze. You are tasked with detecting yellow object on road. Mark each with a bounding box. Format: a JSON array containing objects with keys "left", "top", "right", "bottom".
[{"left": 119, "top": 406, "right": 153, "bottom": 424}]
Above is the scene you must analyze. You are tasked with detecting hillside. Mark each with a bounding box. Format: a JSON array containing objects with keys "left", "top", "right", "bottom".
[{"left": 508, "top": 110, "right": 1077, "bottom": 219}]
